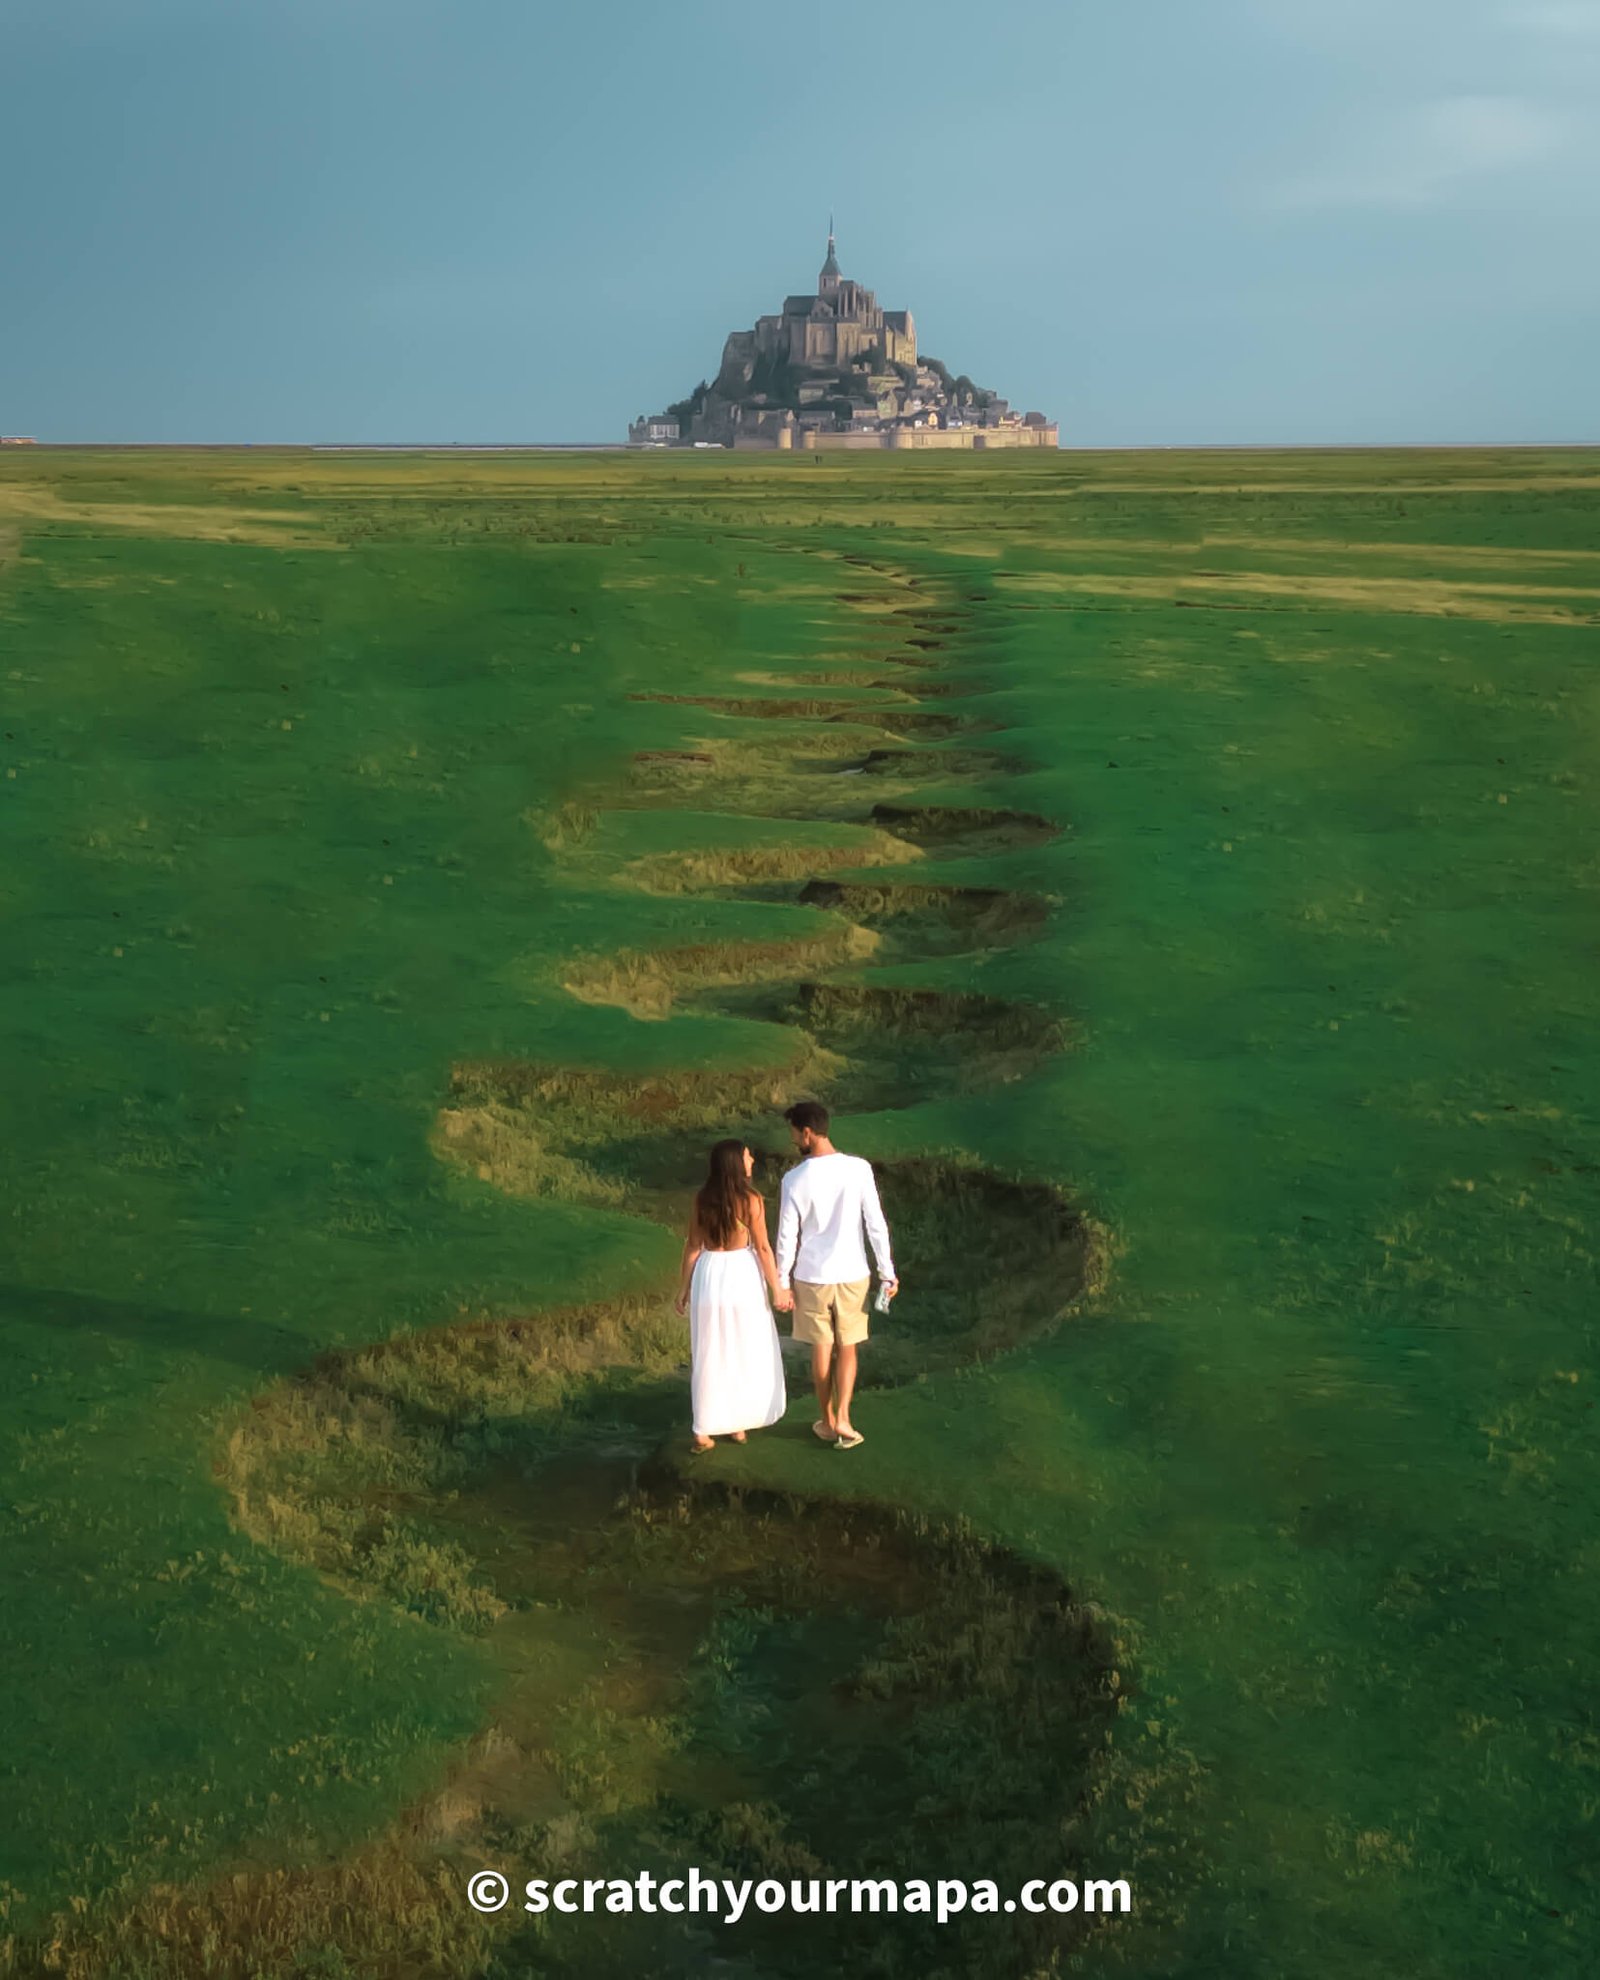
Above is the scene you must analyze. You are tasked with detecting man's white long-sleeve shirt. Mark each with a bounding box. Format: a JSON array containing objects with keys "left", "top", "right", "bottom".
[{"left": 775, "top": 1152, "right": 895, "bottom": 1290}]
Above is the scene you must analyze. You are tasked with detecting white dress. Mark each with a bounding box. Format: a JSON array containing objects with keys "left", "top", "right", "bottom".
[{"left": 690, "top": 1242, "right": 787, "bottom": 1437}]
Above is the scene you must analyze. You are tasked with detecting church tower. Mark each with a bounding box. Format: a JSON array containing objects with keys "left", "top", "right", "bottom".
[{"left": 818, "top": 216, "right": 841, "bottom": 297}]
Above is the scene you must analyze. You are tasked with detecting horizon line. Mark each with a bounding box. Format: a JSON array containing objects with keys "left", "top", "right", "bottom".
[{"left": 6, "top": 440, "right": 1600, "bottom": 455}]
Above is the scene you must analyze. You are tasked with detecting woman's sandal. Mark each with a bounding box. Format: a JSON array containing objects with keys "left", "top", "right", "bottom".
[{"left": 690, "top": 1437, "right": 715, "bottom": 1455}]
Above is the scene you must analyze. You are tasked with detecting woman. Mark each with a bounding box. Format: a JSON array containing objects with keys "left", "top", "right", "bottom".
[{"left": 675, "top": 1139, "right": 787, "bottom": 1453}]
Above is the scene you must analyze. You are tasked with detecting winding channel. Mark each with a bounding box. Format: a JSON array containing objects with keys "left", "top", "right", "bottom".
[{"left": 79, "top": 553, "right": 1124, "bottom": 1977}]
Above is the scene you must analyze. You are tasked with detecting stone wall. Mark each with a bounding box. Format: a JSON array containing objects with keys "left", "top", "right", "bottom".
[
  {"left": 796, "top": 428, "right": 891, "bottom": 450},
  {"left": 892, "top": 423, "right": 1058, "bottom": 449},
  {"left": 792, "top": 423, "right": 1059, "bottom": 452}
]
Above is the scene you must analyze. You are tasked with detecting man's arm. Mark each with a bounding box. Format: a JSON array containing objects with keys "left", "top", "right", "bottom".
[
  {"left": 860, "top": 1164, "right": 896, "bottom": 1285},
  {"left": 775, "top": 1176, "right": 800, "bottom": 1290}
]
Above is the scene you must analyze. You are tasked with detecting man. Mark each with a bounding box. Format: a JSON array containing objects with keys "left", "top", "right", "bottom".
[{"left": 773, "top": 1100, "right": 898, "bottom": 1450}]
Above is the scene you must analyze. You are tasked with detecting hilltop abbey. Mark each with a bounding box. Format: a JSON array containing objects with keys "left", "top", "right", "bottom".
[{"left": 629, "top": 225, "right": 1057, "bottom": 452}]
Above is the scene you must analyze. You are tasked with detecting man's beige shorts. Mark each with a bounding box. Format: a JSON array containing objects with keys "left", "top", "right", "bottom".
[{"left": 791, "top": 1277, "right": 872, "bottom": 1348}]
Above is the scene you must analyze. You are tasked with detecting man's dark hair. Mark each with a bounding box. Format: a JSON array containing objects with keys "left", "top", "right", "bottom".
[{"left": 784, "top": 1100, "right": 830, "bottom": 1136}]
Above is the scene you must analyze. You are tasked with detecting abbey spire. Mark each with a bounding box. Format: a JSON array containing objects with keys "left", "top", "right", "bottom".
[{"left": 818, "top": 217, "right": 841, "bottom": 296}]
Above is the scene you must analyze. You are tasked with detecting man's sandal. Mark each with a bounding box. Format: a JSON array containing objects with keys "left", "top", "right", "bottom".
[{"left": 834, "top": 1427, "right": 865, "bottom": 1450}]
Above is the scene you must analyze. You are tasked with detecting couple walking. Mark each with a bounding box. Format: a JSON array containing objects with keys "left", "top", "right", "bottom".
[{"left": 674, "top": 1101, "right": 898, "bottom": 1453}]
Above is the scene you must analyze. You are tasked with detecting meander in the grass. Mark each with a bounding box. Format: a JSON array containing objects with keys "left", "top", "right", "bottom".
[{"left": 0, "top": 446, "right": 1595, "bottom": 1975}]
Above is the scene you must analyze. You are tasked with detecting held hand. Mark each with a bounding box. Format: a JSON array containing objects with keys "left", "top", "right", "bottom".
[{"left": 773, "top": 1287, "right": 794, "bottom": 1312}]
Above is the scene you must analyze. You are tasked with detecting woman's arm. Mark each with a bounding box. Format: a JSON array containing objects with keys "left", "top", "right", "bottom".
[
  {"left": 675, "top": 1207, "right": 703, "bottom": 1316},
  {"left": 746, "top": 1192, "right": 785, "bottom": 1303}
]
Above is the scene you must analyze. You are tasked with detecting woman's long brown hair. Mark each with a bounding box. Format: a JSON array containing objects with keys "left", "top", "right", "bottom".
[{"left": 695, "top": 1139, "right": 753, "bottom": 1249}]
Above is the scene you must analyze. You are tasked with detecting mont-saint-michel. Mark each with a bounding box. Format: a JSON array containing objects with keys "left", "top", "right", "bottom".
[{"left": 629, "top": 225, "right": 1058, "bottom": 452}]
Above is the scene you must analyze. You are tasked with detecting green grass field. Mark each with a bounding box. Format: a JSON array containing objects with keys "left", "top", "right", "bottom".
[{"left": 1, "top": 446, "right": 1596, "bottom": 1976}]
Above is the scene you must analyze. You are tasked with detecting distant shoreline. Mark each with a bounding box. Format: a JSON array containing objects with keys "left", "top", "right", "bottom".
[{"left": 4, "top": 440, "right": 1596, "bottom": 454}]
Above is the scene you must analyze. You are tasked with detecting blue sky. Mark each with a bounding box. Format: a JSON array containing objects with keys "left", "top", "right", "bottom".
[{"left": 4, "top": 0, "right": 1597, "bottom": 444}]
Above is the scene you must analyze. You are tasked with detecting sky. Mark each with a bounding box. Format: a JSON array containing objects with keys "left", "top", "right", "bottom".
[{"left": 3, "top": 0, "right": 1598, "bottom": 445}]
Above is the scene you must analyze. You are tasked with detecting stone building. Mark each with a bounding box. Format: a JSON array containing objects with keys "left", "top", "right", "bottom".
[
  {"left": 701, "top": 225, "right": 916, "bottom": 430},
  {"left": 626, "top": 413, "right": 680, "bottom": 446},
  {"left": 629, "top": 225, "right": 1056, "bottom": 452}
]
